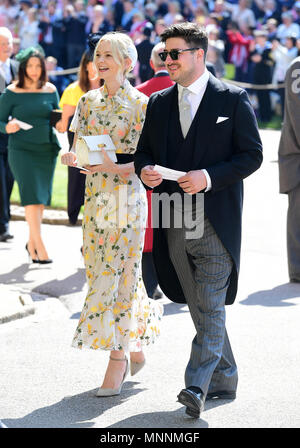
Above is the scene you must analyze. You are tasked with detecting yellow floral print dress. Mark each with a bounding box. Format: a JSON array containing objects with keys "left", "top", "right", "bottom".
[{"left": 70, "top": 79, "right": 163, "bottom": 352}]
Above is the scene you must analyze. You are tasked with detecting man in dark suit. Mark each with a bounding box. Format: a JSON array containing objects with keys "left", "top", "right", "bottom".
[
  {"left": 0, "top": 27, "right": 18, "bottom": 242},
  {"left": 250, "top": 30, "right": 274, "bottom": 123},
  {"left": 136, "top": 42, "right": 174, "bottom": 300},
  {"left": 136, "top": 23, "right": 154, "bottom": 83},
  {"left": 134, "top": 22, "right": 263, "bottom": 418},
  {"left": 278, "top": 57, "right": 300, "bottom": 283}
]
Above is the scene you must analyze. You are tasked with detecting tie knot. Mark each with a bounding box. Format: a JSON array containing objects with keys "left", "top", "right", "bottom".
[{"left": 181, "top": 88, "right": 190, "bottom": 101}]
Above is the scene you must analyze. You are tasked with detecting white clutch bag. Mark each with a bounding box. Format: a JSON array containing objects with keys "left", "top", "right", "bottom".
[{"left": 75, "top": 135, "right": 117, "bottom": 166}]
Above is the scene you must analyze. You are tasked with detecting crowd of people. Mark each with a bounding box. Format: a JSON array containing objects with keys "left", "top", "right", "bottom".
[
  {"left": 0, "top": 1, "right": 299, "bottom": 421},
  {"left": 1, "top": 0, "right": 300, "bottom": 120}
]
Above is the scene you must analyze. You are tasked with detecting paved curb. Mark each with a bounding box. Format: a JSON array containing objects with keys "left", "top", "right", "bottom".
[
  {"left": 10, "top": 204, "right": 82, "bottom": 226},
  {"left": 0, "top": 288, "right": 35, "bottom": 324},
  {"left": 1, "top": 205, "right": 81, "bottom": 324}
]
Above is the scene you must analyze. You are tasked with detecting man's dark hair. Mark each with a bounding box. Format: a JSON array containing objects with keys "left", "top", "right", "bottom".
[{"left": 160, "top": 22, "right": 208, "bottom": 58}]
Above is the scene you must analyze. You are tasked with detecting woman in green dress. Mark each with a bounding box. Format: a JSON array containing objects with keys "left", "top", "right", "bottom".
[{"left": 0, "top": 47, "right": 61, "bottom": 263}]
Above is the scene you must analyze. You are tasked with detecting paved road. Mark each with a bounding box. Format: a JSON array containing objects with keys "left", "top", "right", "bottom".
[{"left": 1, "top": 129, "right": 300, "bottom": 428}]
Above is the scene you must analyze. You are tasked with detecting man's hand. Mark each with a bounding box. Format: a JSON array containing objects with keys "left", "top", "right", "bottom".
[
  {"left": 177, "top": 170, "right": 207, "bottom": 194},
  {"left": 141, "top": 165, "right": 163, "bottom": 188}
]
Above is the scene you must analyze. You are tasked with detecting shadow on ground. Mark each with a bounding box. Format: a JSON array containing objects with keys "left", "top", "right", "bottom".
[
  {"left": 162, "top": 301, "right": 189, "bottom": 316},
  {"left": 240, "top": 282, "right": 300, "bottom": 307},
  {"left": 3, "top": 385, "right": 232, "bottom": 428},
  {"left": 31, "top": 269, "right": 86, "bottom": 298},
  {"left": 3, "top": 382, "right": 144, "bottom": 428},
  {"left": 0, "top": 263, "right": 40, "bottom": 285}
]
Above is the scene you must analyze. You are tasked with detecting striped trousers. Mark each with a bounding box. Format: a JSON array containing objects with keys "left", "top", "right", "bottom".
[{"left": 166, "top": 213, "right": 238, "bottom": 396}]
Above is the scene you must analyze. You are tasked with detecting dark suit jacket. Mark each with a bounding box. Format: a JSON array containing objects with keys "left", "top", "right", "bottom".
[
  {"left": 134, "top": 74, "right": 263, "bottom": 305},
  {"left": 136, "top": 72, "right": 175, "bottom": 253},
  {"left": 136, "top": 39, "right": 155, "bottom": 82},
  {"left": 0, "top": 58, "right": 19, "bottom": 153}
]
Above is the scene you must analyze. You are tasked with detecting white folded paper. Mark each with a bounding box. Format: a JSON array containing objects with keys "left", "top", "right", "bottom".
[
  {"left": 74, "top": 165, "right": 90, "bottom": 172},
  {"left": 14, "top": 119, "right": 33, "bottom": 130},
  {"left": 154, "top": 164, "right": 186, "bottom": 181}
]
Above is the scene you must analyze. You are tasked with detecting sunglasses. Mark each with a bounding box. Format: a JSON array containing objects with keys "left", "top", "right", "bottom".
[{"left": 158, "top": 48, "right": 200, "bottom": 62}]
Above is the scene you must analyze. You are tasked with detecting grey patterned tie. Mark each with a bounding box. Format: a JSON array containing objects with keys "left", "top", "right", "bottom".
[{"left": 179, "top": 87, "right": 192, "bottom": 138}]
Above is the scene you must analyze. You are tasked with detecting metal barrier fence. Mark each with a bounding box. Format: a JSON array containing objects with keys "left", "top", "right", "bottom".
[{"left": 47, "top": 66, "right": 285, "bottom": 90}]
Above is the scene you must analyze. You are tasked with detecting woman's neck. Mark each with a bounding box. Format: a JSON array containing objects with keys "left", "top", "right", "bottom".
[
  {"left": 89, "top": 78, "right": 100, "bottom": 90},
  {"left": 24, "top": 79, "right": 39, "bottom": 90},
  {"left": 105, "top": 78, "right": 124, "bottom": 96}
]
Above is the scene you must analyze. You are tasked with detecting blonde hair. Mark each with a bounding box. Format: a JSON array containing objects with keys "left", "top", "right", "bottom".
[{"left": 94, "top": 32, "right": 137, "bottom": 82}]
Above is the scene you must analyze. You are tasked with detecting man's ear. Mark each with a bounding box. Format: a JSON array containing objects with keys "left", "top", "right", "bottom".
[
  {"left": 196, "top": 48, "right": 205, "bottom": 61},
  {"left": 150, "top": 59, "right": 154, "bottom": 71}
]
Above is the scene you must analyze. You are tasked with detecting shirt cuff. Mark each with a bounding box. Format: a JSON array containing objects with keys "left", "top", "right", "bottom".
[{"left": 202, "top": 169, "right": 212, "bottom": 192}]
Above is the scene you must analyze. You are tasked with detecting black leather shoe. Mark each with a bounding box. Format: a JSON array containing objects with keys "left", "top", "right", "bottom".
[
  {"left": 37, "top": 258, "right": 53, "bottom": 264},
  {"left": 206, "top": 390, "right": 236, "bottom": 401},
  {"left": 152, "top": 288, "right": 163, "bottom": 300},
  {"left": 177, "top": 387, "right": 205, "bottom": 418},
  {"left": 0, "top": 231, "right": 13, "bottom": 242}
]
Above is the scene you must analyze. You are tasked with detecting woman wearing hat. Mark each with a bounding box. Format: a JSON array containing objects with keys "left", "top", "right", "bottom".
[
  {"left": 0, "top": 46, "right": 60, "bottom": 263},
  {"left": 61, "top": 32, "right": 163, "bottom": 396}
]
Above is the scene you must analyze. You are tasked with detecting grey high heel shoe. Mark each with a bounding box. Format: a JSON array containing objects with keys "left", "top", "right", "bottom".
[
  {"left": 96, "top": 355, "right": 129, "bottom": 397},
  {"left": 130, "top": 359, "right": 146, "bottom": 376}
]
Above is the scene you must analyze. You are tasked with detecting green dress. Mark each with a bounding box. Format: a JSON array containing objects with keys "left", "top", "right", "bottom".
[{"left": 0, "top": 89, "right": 61, "bottom": 206}]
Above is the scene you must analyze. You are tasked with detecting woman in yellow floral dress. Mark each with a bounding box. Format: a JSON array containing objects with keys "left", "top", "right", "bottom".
[{"left": 61, "top": 32, "right": 163, "bottom": 396}]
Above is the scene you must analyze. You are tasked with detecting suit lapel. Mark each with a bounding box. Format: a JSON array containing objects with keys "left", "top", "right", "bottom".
[
  {"left": 156, "top": 84, "right": 178, "bottom": 166},
  {"left": 192, "top": 74, "right": 228, "bottom": 167}
]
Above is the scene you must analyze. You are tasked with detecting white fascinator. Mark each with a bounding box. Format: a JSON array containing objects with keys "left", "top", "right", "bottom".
[{"left": 127, "top": 45, "right": 138, "bottom": 71}]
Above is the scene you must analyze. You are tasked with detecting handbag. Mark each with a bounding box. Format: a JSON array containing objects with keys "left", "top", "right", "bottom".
[
  {"left": 50, "top": 109, "right": 62, "bottom": 127},
  {"left": 75, "top": 134, "right": 117, "bottom": 166}
]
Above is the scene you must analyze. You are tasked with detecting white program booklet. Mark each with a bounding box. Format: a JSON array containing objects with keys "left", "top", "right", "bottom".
[
  {"left": 14, "top": 119, "right": 33, "bottom": 130},
  {"left": 74, "top": 165, "right": 90, "bottom": 172},
  {"left": 154, "top": 164, "right": 186, "bottom": 181}
]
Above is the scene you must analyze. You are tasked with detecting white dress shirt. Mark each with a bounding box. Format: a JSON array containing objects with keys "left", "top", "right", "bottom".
[{"left": 177, "top": 69, "right": 212, "bottom": 191}]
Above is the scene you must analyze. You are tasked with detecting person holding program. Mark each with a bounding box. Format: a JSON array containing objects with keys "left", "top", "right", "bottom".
[
  {"left": 0, "top": 46, "right": 60, "bottom": 263},
  {"left": 61, "top": 31, "right": 163, "bottom": 397},
  {"left": 134, "top": 22, "right": 262, "bottom": 418}
]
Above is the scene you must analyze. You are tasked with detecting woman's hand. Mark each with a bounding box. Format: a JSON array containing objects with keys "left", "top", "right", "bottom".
[
  {"left": 55, "top": 119, "right": 67, "bottom": 133},
  {"left": 61, "top": 151, "right": 77, "bottom": 167},
  {"left": 86, "top": 149, "right": 118, "bottom": 174},
  {"left": 6, "top": 119, "right": 20, "bottom": 134}
]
